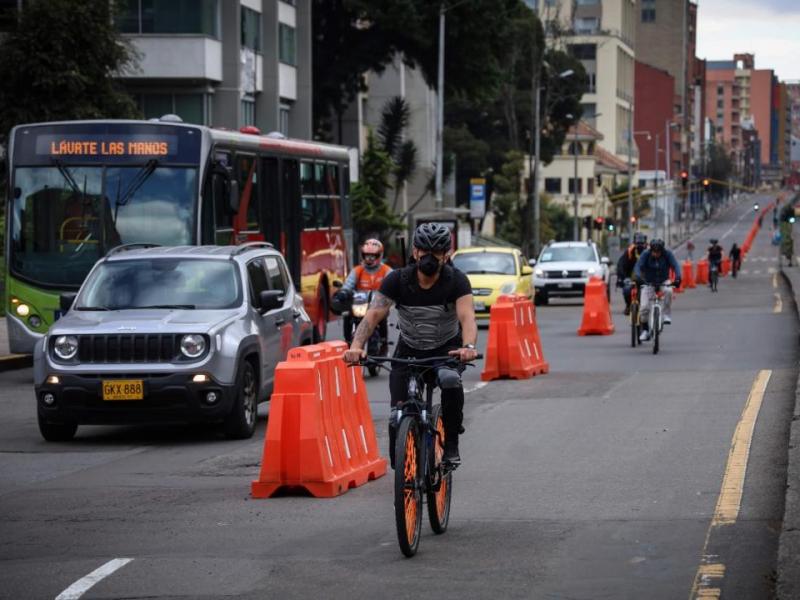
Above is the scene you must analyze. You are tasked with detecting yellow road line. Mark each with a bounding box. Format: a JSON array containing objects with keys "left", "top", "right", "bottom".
[
  {"left": 774, "top": 293, "right": 783, "bottom": 314},
  {"left": 688, "top": 370, "right": 772, "bottom": 599}
]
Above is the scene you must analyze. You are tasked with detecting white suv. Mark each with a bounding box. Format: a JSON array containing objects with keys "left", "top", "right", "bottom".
[{"left": 532, "top": 241, "right": 611, "bottom": 305}]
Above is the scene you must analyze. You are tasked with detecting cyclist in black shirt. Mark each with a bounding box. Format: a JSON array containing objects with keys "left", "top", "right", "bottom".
[{"left": 344, "top": 223, "right": 478, "bottom": 465}]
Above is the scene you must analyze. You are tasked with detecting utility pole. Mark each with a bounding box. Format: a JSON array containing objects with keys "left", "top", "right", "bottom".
[
  {"left": 435, "top": 4, "right": 445, "bottom": 210},
  {"left": 655, "top": 132, "right": 660, "bottom": 240},
  {"left": 627, "top": 107, "right": 634, "bottom": 240},
  {"left": 573, "top": 130, "right": 579, "bottom": 240}
]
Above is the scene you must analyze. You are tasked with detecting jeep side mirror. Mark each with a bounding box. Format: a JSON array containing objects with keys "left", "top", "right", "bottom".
[
  {"left": 521, "top": 265, "right": 533, "bottom": 276},
  {"left": 601, "top": 256, "right": 610, "bottom": 265},
  {"left": 528, "top": 258, "right": 537, "bottom": 266},
  {"left": 60, "top": 293, "right": 77, "bottom": 314},
  {"left": 259, "top": 290, "right": 283, "bottom": 312}
]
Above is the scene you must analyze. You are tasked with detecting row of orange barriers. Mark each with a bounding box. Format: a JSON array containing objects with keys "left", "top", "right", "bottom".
[
  {"left": 481, "top": 294, "right": 549, "bottom": 381},
  {"left": 251, "top": 341, "right": 386, "bottom": 498}
]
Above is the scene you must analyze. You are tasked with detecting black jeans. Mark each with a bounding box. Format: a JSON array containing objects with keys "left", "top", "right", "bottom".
[{"left": 389, "top": 336, "right": 465, "bottom": 440}]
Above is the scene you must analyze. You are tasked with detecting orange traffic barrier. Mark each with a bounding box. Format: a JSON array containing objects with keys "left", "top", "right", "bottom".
[
  {"left": 721, "top": 257, "right": 731, "bottom": 276},
  {"left": 682, "top": 260, "right": 696, "bottom": 288},
  {"left": 481, "top": 294, "right": 548, "bottom": 381},
  {"left": 577, "top": 277, "right": 615, "bottom": 336},
  {"left": 696, "top": 259, "right": 709, "bottom": 285},
  {"left": 251, "top": 341, "right": 386, "bottom": 498}
]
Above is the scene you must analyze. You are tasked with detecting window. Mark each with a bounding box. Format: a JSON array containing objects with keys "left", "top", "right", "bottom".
[
  {"left": 717, "top": 84, "right": 724, "bottom": 96},
  {"left": 315, "top": 198, "right": 334, "bottom": 228},
  {"left": 237, "top": 154, "right": 260, "bottom": 232},
  {"left": 301, "top": 197, "right": 315, "bottom": 229},
  {"left": 576, "top": 0, "right": 599, "bottom": 4},
  {"left": 247, "top": 260, "right": 269, "bottom": 307},
  {"left": 264, "top": 257, "right": 288, "bottom": 294},
  {"left": 587, "top": 178, "right": 595, "bottom": 194},
  {"left": 568, "top": 178, "right": 583, "bottom": 194},
  {"left": 241, "top": 97, "right": 255, "bottom": 127},
  {"left": 279, "top": 103, "right": 291, "bottom": 136},
  {"left": 279, "top": 23, "right": 296, "bottom": 66},
  {"left": 641, "top": 0, "right": 656, "bottom": 22},
  {"left": 573, "top": 17, "right": 599, "bottom": 34},
  {"left": 545, "top": 178, "right": 562, "bottom": 193},
  {"left": 717, "top": 98, "right": 724, "bottom": 109},
  {"left": 569, "top": 44, "right": 597, "bottom": 60},
  {"left": 138, "top": 93, "right": 207, "bottom": 124},
  {"left": 241, "top": 7, "right": 261, "bottom": 51},
  {"left": 116, "top": 0, "right": 220, "bottom": 37},
  {"left": 300, "top": 161, "right": 315, "bottom": 196}
]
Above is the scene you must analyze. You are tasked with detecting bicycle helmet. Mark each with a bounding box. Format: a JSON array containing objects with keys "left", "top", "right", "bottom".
[
  {"left": 413, "top": 222, "right": 452, "bottom": 252},
  {"left": 650, "top": 239, "right": 665, "bottom": 252},
  {"left": 709, "top": 238, "right": 718, "bottom": 245},
  {"left": 360, "top": 238, "right": 384, "bottom": 266}
]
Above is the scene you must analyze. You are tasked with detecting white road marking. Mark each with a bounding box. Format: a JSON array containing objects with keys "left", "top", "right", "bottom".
[
  {"left": 720, "top": 209, "right": 750, "bottom": 240},
  {"left": 774, "top": 293, "right": 783, "bottom": 314},
  {"left": 464, "top": 381, "right": 488, "bottom": 394},
  {"left": 773, "top": 273, "right": 778, "bottom": 289},
  {"left": 55, "top": 558, "right": 134, "bottom": 600}
]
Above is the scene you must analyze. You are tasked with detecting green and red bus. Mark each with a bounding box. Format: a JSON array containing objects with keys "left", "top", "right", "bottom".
[{"left": 5, "top": 118, "right": 355, "bottom": 353}]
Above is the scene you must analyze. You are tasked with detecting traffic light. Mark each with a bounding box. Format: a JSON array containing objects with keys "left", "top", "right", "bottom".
[
  {"left": 593, "top": 217, "right": 605, "bottom": 231},
  {"left": 702, "top": 178, "right": 710, "bottom": 191},
  {"left": 583, "top": 215, "right": 592, "bottom": 230},
  {"left": 630, "top": 216, "right": 637, "bottom": 224},
  {"left": 680, "top": 170, "right": 689, "bottom": 189},
  {"left": 606, "top": 218, "right": 615, "bottom": 232}
]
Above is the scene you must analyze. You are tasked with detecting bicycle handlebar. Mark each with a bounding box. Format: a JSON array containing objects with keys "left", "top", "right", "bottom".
[{"left": 360, "top": 354, "right": 483, "bottom": 367}]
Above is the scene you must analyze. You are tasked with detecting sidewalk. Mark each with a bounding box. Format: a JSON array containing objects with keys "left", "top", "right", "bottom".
[
  {"left": 777, "top": 264, "right": 800, "bottom": 599},
  {"left": 0, "top": 318, "right": 33, "bottom": 371}
]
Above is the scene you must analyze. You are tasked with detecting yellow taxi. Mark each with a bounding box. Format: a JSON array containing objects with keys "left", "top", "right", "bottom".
[{"left": 451, "top": 246, "right": 533, "bottom": 318}]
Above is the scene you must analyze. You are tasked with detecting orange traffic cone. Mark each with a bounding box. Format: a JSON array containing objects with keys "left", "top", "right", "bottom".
[
  {"left": 578, "top": 277, "right": 614, "bottom": 336},
  {"left": 695, "top": 259, "right": 709, "bottom": 285},
  {"left": 721, "top": 257, "right": 731, "bottom": 276},
  {"left": 682, "top": 260, "right": 696, "bottom": 288},
  {"left": 481, "top": 294, "right": 547, "bottom": 380}
]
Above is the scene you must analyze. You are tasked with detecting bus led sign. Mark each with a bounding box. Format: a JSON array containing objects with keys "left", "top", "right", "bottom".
[{"left": 48, "top": 139, "right": 170, "bottom": 157}]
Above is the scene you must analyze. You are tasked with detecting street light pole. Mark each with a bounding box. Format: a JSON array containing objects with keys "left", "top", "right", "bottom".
[
  {"left": 573, "top": 130, "right": 580, "bottom": 240},
  {"left": 435, "top": 4, "right": 445, "bottom": 210},
  {"left": 532, "top": 82, "right": 542, "bottom": 256},
  {"left": 655, "top": 132, "right": 660, "bottom": 240},
  {"left": 627, "top": 107, "right": 634, "bottom": 240}
]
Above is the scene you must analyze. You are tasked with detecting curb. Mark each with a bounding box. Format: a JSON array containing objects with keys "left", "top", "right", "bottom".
[
  {"left": 0, "top": 353, "right": 33, "bottom": 372},
  {"left": 777, "top": 268, "right": 800, "bottom": 599}
]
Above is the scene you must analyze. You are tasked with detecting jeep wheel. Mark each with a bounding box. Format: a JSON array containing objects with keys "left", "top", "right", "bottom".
[
  {"left": 38, "top": 414, "right": 77, "bottom": 442},
  {"left": 224, "top": 361, "right": 258, "bottom": 439},
  {"left": 534, "top": 292, "right": 549, "bottom": 306}
]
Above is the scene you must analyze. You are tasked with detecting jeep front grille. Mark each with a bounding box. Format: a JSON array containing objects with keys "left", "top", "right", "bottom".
[
  {"left": 545, "top": 270, "right": 584, "bottom": 279},
  {"left": 76, "top": 334, "right": 181, "bottom": 364}
]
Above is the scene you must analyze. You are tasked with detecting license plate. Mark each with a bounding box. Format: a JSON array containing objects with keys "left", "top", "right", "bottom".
[
  {"left": 102, "top": 379, "right": 144, "bottom": 401},
  {"left": 474, "top": 301, "right": 486, "bottom": 311},
  {"left": 557, "top": 283, "right": 573, "bottom": 289}
]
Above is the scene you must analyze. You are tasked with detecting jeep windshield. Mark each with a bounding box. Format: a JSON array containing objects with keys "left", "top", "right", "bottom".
[
  {"left": 538, "top": 247, "right": 596, "bottom": 263},
  {"left": 76, "top": 259, "right": 242, "bottom": 310}
]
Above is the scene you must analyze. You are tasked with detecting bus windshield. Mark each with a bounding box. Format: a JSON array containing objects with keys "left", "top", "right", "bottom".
[{"left": 10, "top": 164, "right": 197, "bottom": 288}]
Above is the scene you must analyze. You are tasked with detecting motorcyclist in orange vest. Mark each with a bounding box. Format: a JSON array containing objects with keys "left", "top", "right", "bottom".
[{"left": 338, "top": 239, "right": 392, "bottom": 345}]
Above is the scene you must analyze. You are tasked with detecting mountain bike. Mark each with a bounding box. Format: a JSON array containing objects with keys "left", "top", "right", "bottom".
[
  {"left": 363, "top": 354, "right": 480, "bottom": 558},
  {"left": 641, "top": 283, "right": 670, "bottom": 355}
]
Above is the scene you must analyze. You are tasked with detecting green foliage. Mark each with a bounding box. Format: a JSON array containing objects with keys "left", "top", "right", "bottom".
[
  {"left": 376, "top": 97, "right": 418, "bottom": 210},
  {"left": 491, "top": 151, "right": 526, "bottom": 246},
  {"left": 351, "top": 130, "right": 403, "bottom": 238},
  {"left": 707, "top": 141, "right": 733, "bottom": 194},
  {"left": 540, "top": 195, "right": 573, "bottom": 243},
  {"left": 0, "top": 0, "right": 139, "bottom": 148}
]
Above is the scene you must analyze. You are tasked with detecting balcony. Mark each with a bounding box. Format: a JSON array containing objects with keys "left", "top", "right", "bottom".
[{"left": 121, "top": 36, "right": 223, "bottom": 82}]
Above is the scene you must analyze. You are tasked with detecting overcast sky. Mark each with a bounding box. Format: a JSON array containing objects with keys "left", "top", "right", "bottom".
[{"left": 696, "top": 0, "right": 800, "bottom": 81}]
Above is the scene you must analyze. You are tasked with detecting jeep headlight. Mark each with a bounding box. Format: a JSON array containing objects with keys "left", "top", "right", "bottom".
[
  {"left": 351, "top": 303, "right": 368, "bottom": 318},
  {"left": 180, "top": 334, "right": 206, "bottom": 359},
  {"left": 500, "top": 281, "right": 517, "bottom": 294},
  {"left": 54, "top": 335, "right": 78, "bottom": 360}
]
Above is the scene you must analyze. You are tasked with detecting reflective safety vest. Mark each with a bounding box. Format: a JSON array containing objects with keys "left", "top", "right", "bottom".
[{"left": 353, "top": 263, "right": 392, "bottom": 291}]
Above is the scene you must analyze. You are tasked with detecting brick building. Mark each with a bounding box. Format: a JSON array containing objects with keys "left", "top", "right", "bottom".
[{"left": 634, "top": 61, "right": 677, "bottom": 176}]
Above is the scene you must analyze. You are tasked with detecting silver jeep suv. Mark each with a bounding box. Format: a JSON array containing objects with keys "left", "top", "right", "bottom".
[{"left": 34, "top": 243, "right": 314, "bottom": 441}]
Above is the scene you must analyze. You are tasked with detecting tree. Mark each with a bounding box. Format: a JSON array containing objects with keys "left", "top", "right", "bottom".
[
  {"left": 491, "top": 150, "right": 526, "bottom": 246},
  {"left": 350, "top": 130, "right": 404, "bottom": 239},
  {"left": 706, "top": 141, "right": 734, "bottom": 196},
  {"left": 0, "top": 0, "right": 139, "bottom": 150},
  {"left": 376, "top": 97, "right": 418, "bottom": 211}
]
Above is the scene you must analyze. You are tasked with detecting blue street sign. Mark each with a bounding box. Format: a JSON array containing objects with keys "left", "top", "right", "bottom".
[{"left": 470, "top": 177, "right": 486, "bottom": 219}]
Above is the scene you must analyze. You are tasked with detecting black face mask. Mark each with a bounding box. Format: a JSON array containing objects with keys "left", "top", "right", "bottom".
[{"left": 418, "top": 254, "right": 441, "bottom": 276}]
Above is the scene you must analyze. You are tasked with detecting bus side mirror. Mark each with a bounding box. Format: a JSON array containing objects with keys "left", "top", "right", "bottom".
[{"left": 229, "top": 179, "right": 240, "bottom": 214}]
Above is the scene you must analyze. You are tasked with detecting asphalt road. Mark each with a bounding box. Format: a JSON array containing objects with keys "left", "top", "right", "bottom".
[{"left": 0, "top": 194, "right": 797, "bottom": 599}]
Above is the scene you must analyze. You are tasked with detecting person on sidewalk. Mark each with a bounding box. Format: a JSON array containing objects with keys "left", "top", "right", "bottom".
[
  {"left": 687, "top": 239, "right": 695, "bottom": 261},
  {"left": 634, "top": 239, "right": 682, "bottom": 342}
]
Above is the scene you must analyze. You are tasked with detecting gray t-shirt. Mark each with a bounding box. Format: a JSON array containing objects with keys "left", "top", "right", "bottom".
[{"left": 379, "top": 265, "right": 472, "bottom": 351}]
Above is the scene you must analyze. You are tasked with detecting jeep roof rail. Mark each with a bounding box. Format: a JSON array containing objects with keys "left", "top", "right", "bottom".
[
  {"left": 232, "top": 241, "right": 274, "bottom": 256},
  {"left": 106, "top": 243, "right": 162, "bottom": 256}
]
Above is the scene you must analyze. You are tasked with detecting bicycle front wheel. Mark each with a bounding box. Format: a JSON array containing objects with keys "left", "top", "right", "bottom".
[
  {"left": 652, "top": 305, "right": 660, "bottom": 355},
  {"left": 427, "top": 405, "right": 452, "bottom": 534},
  {"left": 395, "top": 417, "right": 422, "bottom": 557},
  {"left": 630, "top": 301, "right": 639, "bottom": 348}
]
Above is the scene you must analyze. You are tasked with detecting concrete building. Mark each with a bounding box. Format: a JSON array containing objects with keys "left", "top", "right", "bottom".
[
  {"left": 538, "top": 0, "right": 637, "bottom": 163},
  {"left": 115, "top": 0, "right": 312, "bottom": 139}
]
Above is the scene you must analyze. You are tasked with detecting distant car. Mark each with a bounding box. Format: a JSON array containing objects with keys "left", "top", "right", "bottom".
[
  {"left": 34, "top": 243, "right": 314, "bottom": 442},
  {"left": 451, "top": 246, "right": 533, "bottom": 318},
  {"left": 532, "top": 241, "right": 610, "bottom": 305}
]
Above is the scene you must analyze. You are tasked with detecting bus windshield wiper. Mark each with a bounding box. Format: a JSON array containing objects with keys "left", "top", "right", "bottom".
[
  {"left": 52, "top": 158, "right": 82, "bottom": 197},
  {"left": 114, "top": 159, "right": 159, "bottom": 212},
  {"left": 74, "top": 305, "right": 112, "bottom": 311}
]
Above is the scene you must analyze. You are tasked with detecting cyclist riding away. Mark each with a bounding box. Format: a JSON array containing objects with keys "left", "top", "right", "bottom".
[
  {"left": 729, "top": 243, "right": 742, "bottom": 278},
  {"left": 616, "top": 232, "right": 648, "bottom": 316},
  {"left": 634, "top": 239, "right": 682, "bottom": 342},
  {"left": 707, "top": 238, "right": 723, "bottom": 284},
  {"left": 343, "top": 223, "right": 478, "bottom": 466},
  {"left": 335, "top": 239, "right": 392, "bottom": 346}
]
